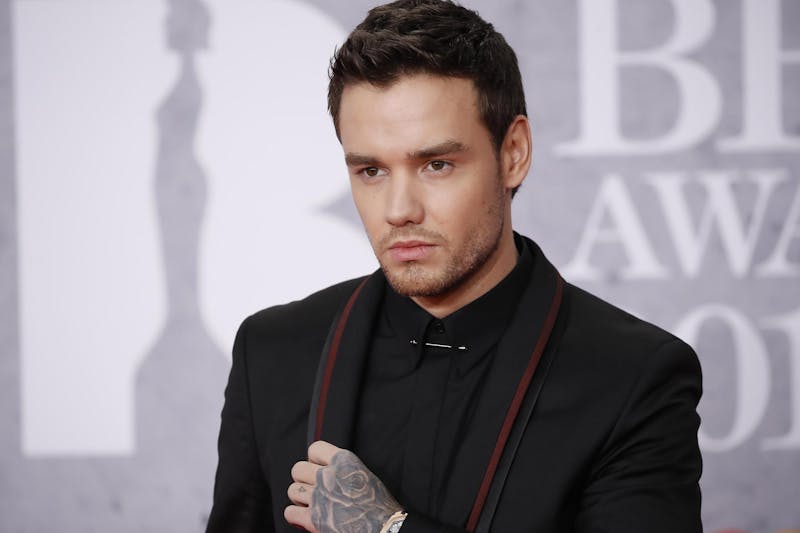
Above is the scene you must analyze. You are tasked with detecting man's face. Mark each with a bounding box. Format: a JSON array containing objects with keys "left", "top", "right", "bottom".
[{"left": 338, "top": 74, "right": 512, "bottom": 299}]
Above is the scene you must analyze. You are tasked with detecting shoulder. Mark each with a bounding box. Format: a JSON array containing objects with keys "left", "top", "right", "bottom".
[
  {"left": 235, "top": 276, "right": 368, "bottom": 353},
  {"left": 547, "top": 282, "right": 702, "bottom": 478},
  {"left": 229, "top": 276, "right": 371, "bottom": 422},
  {"left": 561, "top": 282, "right": 698, "bottom": 368},
  {"left": 553, "top": 281, "right": 702, "bottom": 409}
]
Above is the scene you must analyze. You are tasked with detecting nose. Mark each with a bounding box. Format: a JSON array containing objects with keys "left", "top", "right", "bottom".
[{"left": 385, "top": 174, "right": 424, "bottom": 227}]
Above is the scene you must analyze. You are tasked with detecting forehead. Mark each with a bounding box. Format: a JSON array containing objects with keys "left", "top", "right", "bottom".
[{"left": 337, "top": 74, "right": 485, "bottom": 152}]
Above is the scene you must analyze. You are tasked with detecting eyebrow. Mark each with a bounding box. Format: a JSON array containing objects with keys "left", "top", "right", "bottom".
[
  {"left": 344, "top": 140, "right": 468, "bottom": 167},
  {"left": 408, "top": 140, "right": 467, "bottom": 160},
  {"left": 344, "top": 153, "right": 381, "bottom": 167}
]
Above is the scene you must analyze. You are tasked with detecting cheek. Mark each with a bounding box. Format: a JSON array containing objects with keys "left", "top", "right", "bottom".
[
  {"left": 426, "top": 200, "right": 475, "bottom": 242},
  {"left": 430, "top": 185, "right": 494, "bottom": 226}
]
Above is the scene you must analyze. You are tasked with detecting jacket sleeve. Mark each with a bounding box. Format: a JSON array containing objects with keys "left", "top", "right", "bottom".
[
  {"left": 206, "top": 316, "right": 273, "bottom": 533},
  {"left": 574, "top": 338, "right": 703, "bottom": 533}
]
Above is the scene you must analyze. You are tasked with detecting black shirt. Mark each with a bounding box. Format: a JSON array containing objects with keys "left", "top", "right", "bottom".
[{"left": 354, "top": 237, "right": 534, "bottom": 517}]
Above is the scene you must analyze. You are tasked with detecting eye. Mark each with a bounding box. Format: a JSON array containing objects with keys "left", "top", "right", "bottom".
[
  {"left": 359, "top": 167, "right": 387, "bottom": 179},
  {"left": 425, "top": 160, "right": 453, "bottom": 173}
]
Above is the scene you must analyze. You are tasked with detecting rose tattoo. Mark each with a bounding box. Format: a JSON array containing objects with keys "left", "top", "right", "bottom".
[{"left": 311, "top": 450, "right": 401, "bottom": 533}]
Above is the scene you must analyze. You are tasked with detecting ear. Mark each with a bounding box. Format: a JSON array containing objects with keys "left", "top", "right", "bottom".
[{"left": 499, "top": 115, "right": 532, "bottom": 192}]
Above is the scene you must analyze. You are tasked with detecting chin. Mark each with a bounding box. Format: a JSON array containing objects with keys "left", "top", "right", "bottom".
[{"left": 381, "top": 263, "right": 462, "bottom": 298}]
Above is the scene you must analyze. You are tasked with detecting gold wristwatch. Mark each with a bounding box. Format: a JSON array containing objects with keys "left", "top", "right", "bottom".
[{"left": 379, "top": 510, "right": 407, "bottom": 533}]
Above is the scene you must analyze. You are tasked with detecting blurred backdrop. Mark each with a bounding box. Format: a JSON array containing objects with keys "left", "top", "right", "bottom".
[{"left": 1, "top": 0, "right": 798, "bottom": 531}]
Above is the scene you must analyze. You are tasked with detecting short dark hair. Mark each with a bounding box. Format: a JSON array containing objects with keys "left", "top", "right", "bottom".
[{"left": 327, "top": 0, "right": 527, "bottom": 155}]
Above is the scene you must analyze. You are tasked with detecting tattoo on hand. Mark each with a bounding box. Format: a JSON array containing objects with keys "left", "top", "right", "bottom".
[
  {"left": 311, "top": 451, "right": 401, "bottom": 533},
  {"left": 299, "top": 486, "right": 307, "bottom": 493}
]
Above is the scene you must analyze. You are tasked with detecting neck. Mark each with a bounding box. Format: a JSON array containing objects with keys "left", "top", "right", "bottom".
[{"left": 412, "top": 226, "right": 518, "bottom": 319}]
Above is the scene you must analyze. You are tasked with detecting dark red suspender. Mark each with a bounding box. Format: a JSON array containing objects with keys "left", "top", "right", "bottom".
[{"left": 313, "top": 277, "right": 369, "bottom": 442}]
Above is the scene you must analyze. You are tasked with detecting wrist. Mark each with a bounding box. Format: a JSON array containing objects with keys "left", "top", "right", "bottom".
[{"left": 379, "top": 510, "right": 407, "bottom": 533}]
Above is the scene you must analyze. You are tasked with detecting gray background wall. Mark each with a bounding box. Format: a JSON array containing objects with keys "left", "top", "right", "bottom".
[{"left": 1, "top": 0, "right": 798, "bottom": 531}]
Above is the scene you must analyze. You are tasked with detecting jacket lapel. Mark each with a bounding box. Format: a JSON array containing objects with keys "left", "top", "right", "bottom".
[
  {"left": 307, "top": 270, "right": 386, "bottom": 449},
  {"left": 439, "top": 237, "right": 565, "bottom": 528}
]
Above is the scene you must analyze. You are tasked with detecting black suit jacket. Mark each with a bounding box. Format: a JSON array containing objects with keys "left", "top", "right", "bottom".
[{"left": 206, "top": 236, "right": 703, "bottom": 533}]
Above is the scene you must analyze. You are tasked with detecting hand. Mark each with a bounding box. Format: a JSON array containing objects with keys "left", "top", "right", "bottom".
[{"left": 285, "top": 440, "right": 402, "bottom": 533}]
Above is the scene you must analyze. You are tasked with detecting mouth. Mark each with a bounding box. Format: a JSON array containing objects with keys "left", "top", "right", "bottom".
[{"left": 387, "top": 240, "right": 437, "bottom": 262}]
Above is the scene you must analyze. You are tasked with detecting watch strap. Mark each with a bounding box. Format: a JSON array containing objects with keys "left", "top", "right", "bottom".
[{"left": 379, "top": 510, "right": 407, "bottom": 533}]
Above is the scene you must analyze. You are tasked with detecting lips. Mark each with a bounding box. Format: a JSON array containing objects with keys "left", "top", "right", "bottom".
[{"left": 388, "top": 240, "right": 436, "bottom": 262}]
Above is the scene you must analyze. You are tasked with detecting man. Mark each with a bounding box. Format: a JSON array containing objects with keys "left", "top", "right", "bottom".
[{"left": 206, "top": 1, "right": 703, "bottom": 532}]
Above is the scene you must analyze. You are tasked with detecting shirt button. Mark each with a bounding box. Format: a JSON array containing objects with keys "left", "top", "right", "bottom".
[{"left": 433, "top": 321, "right": 445, "bottom": 334}]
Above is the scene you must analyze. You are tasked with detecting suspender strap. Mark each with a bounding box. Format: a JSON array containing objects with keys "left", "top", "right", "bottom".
[
  {"left": 471, "top": 275, "right": 565, "bottom": 533},
  {"left": 310, "top": 277, "right": 369, "bottom": 443}
]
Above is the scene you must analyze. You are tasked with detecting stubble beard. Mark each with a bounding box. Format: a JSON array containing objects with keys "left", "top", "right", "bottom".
[{"left": 377, "top": 183, "right": 507, "bottom": 299}]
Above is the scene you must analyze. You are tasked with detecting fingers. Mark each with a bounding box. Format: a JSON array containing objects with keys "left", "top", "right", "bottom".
[
  {"left": 308, "top": 440, "right": 342, "bottom": 466},
  {"left": 284, "top": 504, "right": 315, "bottom": 532},
  {"left": 285, "top": 474, "right": 315, "bottom": 531},
  {"left": 284, "top": 441, "right": 344, "bottom": 532}
]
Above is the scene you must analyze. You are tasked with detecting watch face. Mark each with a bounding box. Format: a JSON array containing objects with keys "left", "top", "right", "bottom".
[{"left": 388, "top": 522, "right": 403, "bottom": 533}]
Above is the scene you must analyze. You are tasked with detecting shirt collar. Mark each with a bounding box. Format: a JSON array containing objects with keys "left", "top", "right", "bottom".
[{"left": 382, "top": 233, "right": 534, "bottom": 374}]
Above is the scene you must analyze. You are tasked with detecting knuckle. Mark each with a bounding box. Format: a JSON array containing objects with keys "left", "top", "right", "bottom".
[
  {"left": 337, "top": 449, "right": 355, "bottom": 461},
  {"left": 308, "top": 440, "right": 323, "bottom": 455}
]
